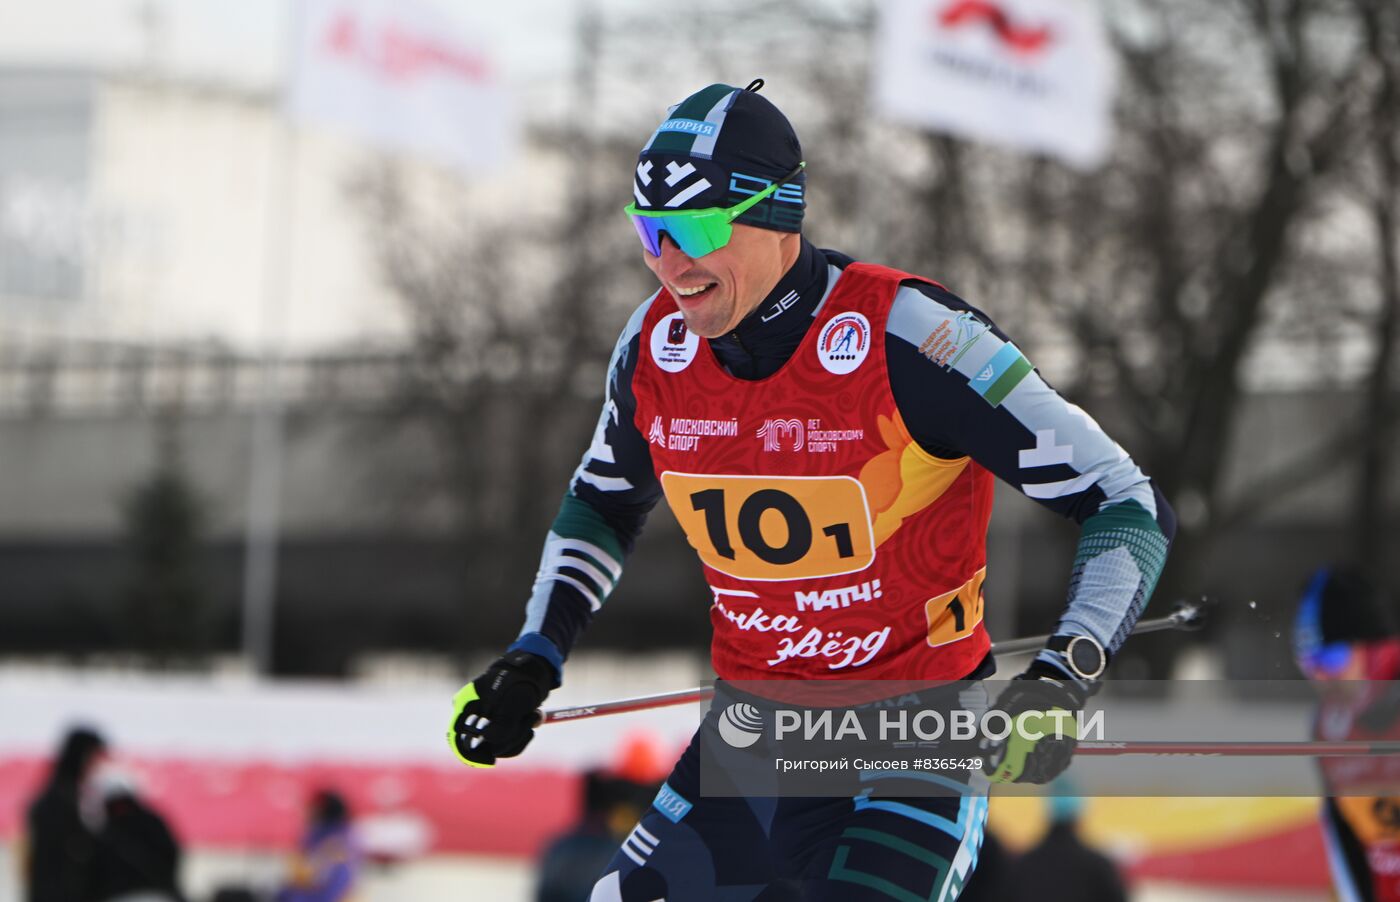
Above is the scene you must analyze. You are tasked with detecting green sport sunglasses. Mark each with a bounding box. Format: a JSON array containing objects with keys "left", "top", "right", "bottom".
[{"left": 625, "top": 162, "right": 806, "bottom": 259}]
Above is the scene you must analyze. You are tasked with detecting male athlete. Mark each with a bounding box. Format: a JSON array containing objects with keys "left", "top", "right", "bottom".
[{"left": 449, "top": 81, "right": 1176, "bottom": 899}]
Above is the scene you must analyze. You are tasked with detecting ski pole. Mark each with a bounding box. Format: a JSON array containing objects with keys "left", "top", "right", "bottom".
[
  {"left": 1076, "top": 740, "right": 1400, "bottom": 757},
  {"left": 541, "top": 600, "right": 1209, "bottom": 725},
  {"left": 542, "top": 687, "right": 713, "bottom": 723},
  {"left": 988, "top": 599, "right": 1206, "bottom": 657}
]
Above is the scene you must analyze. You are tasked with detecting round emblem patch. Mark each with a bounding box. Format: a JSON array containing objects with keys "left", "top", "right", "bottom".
[
  {"left": 816, "top": 312, "right": 871, "bottom": 375},
  {"left": 651, "top": 312, "right": 700, "bottom": 373}
]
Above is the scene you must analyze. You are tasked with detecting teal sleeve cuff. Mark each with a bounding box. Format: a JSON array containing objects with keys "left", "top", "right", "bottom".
[{"left": 553, "top": 493, "right": 627, "bottom": 563}]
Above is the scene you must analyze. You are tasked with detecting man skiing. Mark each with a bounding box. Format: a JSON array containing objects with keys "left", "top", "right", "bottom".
[{"left": 449, "top": 80, "right": 1175, "bottom": 899}]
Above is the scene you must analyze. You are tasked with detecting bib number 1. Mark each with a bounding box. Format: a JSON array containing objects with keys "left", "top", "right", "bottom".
[
  {"left": 925, "top": 567, "right": 986, "bottom": 648},
  {"left": 662, "top": 473, "right": 875, "bottom": 581}
]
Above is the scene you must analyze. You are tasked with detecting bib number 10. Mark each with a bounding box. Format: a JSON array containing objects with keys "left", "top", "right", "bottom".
[{"left": 661, "top": 473, "right": 876, "bottom": 581}]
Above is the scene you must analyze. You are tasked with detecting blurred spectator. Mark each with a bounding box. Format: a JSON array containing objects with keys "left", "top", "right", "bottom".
[
  {"left": 22, "top": 726, "right": 107, "bottom": 902},
  {"left": 956, "top": 828, "right": 1012, "bottom": 902},
  {"left": 91, "top": 769, "right": 185, "bottom": 902},
  {"left": 208, "top": 890, "right": 260, "bottom": 902},
  {"left": 1006, "top": 796, "right": 1126, "bottom": 902},
  {"left": 275, "top": 790, "right": 360, "bottom": 902},
  {"left": 535, "top": 734, "right": 668, "bottom": 902},
  {"left": 535, "top": 770, "right": 659, "bottom": 902},
  {"left": 1294, "top": 566, "right": 1400, "bottom": 902}
]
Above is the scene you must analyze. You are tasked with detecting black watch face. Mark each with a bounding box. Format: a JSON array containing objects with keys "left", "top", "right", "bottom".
[{"left": 1068, "top": 638, "right": 1105, "bottom": 678}]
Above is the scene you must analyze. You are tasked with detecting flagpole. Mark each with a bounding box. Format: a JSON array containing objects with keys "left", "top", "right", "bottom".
[{"left": 241, "top": 0, "right": 306, "bottom": 676}]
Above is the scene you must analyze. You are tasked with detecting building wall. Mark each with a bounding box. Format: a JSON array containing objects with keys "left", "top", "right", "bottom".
[
  {"left": 0, "top": 69, "right": 458, "bottom": 351},
  {"left": 0, "top": 69, "right": 93, "bottom": 309}
]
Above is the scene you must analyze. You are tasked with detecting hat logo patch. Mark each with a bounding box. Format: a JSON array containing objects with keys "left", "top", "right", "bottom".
[
  {"left": 634, "top": 160, "right": 713, "bottom": 209},
  {"left": 664, "top": 162, "right": 710, "bottom": 207},
  {"left": 656, "top": 118, "right": 716, "bottom": 137},
  {"left": 665, "top": 161, "right": 696, "bottom": 185},
  {"left": 634, "top": 162, "right": 653, "bottom": 205}
]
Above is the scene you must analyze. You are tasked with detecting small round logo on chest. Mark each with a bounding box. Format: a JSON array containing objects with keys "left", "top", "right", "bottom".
[
  {"left": 816, "top": 312, "right": 871, "bottom": 375},
  {"left": 651, "top": 312, "right": 701, "bottom": 373}
]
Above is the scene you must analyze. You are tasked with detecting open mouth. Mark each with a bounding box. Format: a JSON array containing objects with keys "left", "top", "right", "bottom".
[{"left": 673, "top": 282, "right": 717, "bottom": 304}]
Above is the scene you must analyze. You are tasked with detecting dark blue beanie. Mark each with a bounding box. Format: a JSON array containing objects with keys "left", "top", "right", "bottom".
[{"left": 633, "top": 80, "right": 805, "bottom": 232}]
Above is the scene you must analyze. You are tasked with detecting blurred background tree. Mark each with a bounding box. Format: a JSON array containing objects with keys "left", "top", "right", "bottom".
[
  {"left": 352, "top": 0, "right": 1398, "bottom": 676},
  {"left": 120, "top": 411, "right": 210, "bottom": 665}
]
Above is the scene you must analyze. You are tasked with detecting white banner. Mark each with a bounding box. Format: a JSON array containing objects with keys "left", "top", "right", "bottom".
[
  {"left": 287, "top": 0, "right": 515, "bottom": 174},
  {"left": 872, "top": 0, "right": 1114, "bottom": 168}
]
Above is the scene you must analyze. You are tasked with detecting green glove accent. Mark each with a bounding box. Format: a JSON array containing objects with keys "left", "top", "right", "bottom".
[
  {"left": 448, "top": 682, "right": 494, "bottom": 768},
  {"left": 986, "top": 707, "right": 1079, "bottom": 784}
]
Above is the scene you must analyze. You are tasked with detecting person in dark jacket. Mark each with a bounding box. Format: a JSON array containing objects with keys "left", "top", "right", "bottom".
[
  {"left": 92, "top": 771, "right": 185, "bottom": 902},
  {"left": 956, "top": 829, "right": 1013, "bottom": 902},
  {"left": 23, "top": 726, "right": 108, "bottom": 902},
  {"left": 1008, "top": 796, "right": 1127, "bottom": 902},
  {"left": 536, "top": 769, "right": 660, "bottom": 902}
]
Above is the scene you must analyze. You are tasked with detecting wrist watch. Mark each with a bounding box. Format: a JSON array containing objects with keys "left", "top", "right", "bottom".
[{"left": 1046, "top": 634, "right": 1107, "bottom": 680}]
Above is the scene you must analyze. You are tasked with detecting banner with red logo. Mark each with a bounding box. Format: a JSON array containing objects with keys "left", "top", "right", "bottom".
[
  {"left": 287, "top": 0, "right": 515, "bottom": 173},
  {"left": 872, "top": 0, "right": 1114, "bottom": 168}
]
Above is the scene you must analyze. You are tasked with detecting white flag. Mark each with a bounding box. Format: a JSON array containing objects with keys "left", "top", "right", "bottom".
[
  {"left": 287, "top": 0, "right": 515, "bottom": 174},
  {"left": 872, "top": 0, "right": 1114, "bottom": 168}
]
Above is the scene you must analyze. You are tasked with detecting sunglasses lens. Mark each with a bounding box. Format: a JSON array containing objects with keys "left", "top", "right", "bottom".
[
  {"left": 627, "top": 210, "right": 731, "bottom": 258},
  {"left": 666, "top": 214, "right": 727, "bottom": 258},
  {"left": 629, "top": 214, "right": 665, "bottom": 256}
]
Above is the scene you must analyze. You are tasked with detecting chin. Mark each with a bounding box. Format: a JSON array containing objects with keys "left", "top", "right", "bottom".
[
  {"left": 680, "top": 304, "right": 734, "bottom": 339},
  {"left": 684, "top": 320, "right": 724, "bottom": 340}
]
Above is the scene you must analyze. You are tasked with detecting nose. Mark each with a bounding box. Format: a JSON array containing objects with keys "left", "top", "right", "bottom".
[{"left": 656, "top": 235, "right": 695, "bottom": 281}]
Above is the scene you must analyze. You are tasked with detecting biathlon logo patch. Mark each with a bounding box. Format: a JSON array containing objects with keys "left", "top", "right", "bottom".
[
  {"left": 817, "top": 312, "right": 872, "bottom": 375},
  {"left": 651, "top": 312, "right": 700, "bottom": 373}
]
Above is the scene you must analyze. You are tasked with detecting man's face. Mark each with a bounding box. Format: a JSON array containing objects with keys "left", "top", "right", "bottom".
[{"left": 643, "top": 224, "right": 798, "bottom": 338}]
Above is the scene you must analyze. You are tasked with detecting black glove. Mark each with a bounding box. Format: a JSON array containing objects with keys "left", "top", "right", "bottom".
[
  {"left": 448, "top": 651, "right": 557, "bottom": 768},
  {"left": 981, "top": 661, "right": 1091, "bottom": 785}
]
